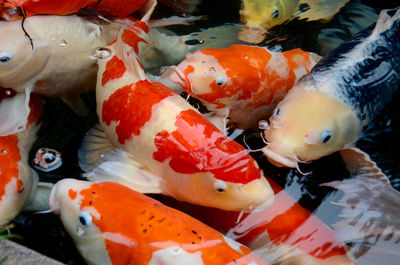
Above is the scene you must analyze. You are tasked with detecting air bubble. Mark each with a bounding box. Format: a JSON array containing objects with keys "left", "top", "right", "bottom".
[
  {"left": 59, "top": 40, "right": 67, "bottom": 47},
  {"left": 92, "top": 47, "right": 112, "bottom": 59},
  {"left": 258, "top": 120, "right": 269, "bottom": 130}
]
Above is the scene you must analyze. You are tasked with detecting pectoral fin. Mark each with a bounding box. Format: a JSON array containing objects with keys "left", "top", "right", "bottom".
[
  {"left": 86, "top": 148, "right": 163, "bottom": 194},
  {"left": 24, "top": 182, "right": 53, "bottom": 212},
  {"left": 0, "top": 86, "right": 33, "bottom": 136},
  {"left": 78, "top": 124, "right": 114, "bottom": 172},
  {"left": 339, "top": 147, "right": 390, "bottom": 184}
]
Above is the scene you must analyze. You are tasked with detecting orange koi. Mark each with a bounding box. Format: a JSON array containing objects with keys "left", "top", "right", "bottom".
[
  {"left": 0, "top": 95, "right": 41, "bottom": 226},
  {"left": 170, "top": 45, "right": 321, "bottom": 131},
  {"left": 49, "top": 179, "right": 270, "bottom": 265},
  {"left": 161, "top": 178, "right": 356, "bottom": 265},
  {"left": 0, "top": 0, "right": 149, "bottom": 20},
  {"left": 80, "top": 0, "right": 273, "bottom": 211}
]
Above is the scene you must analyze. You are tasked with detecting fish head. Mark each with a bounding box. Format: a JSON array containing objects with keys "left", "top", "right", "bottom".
[
  {"left": 170, "top": 50, "right": 233, "bottom": 108},
  {"left": 240, "top": 0, "right": 300, "bottom": 31},
  {"left": 0, "top": 19, "right": 49, "bottom": 89},
  {"left": 262, "top": 85, "right": 362, "bottom": 168},
  {"left": 182, "top": 173, "right": 274, "bottom": 212}
]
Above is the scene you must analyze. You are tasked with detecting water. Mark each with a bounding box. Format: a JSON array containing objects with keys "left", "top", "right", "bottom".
[{"left": 5, "top": 0, "right": 400, "bottom": 264}]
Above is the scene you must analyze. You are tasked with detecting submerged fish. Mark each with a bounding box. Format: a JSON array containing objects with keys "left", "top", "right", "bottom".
[
  {"left": 161, "top": 178, "right": 356, "bottom": 265},
  {"left": 0, "top": 96, "right": 44, "bottom": 226},
  {"left": 49, "top": 179, "right": 270, "bottom": 265},
  {"left": 81, "top": 0, "right": 274, "bottom": 212},
  {"left": 0, "top": 0, "right": 149, "bottom": 20},
  {"left": 159, "top": 0, "right": 201, "bottom": 13},
  {"left": 0, "top": 15, "right": 120, "bottom": 136},
  {"left": 262, "top": 8, "right": 400, "bottom": 171},
  {"left": 170, "top": 44, "right": 321, "bottom": 131},
  {"left": 239, "top": 0, "right": 350, "bottom": 43}
]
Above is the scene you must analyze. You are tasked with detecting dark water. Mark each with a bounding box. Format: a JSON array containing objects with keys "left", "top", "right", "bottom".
[{"left": 6, "top": 0, "right": 400, "bottom": 264}]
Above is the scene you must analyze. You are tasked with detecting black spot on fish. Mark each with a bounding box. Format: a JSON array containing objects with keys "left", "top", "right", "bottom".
[
  {"left": 143, "top": 229, "right": 147, "bottom": 233},
  {"left": 192, "top": 230, "right": 197, "bottom": 234},
  {"left": 158, "top": 217, "right": 165, "bottom": 223},
  {"left": 148, "top": 215, "right": 154, "bottom": 221},
  {"left": 192, "top": 241, "right": 195, "bottom": 244},
  {"left": 141, "top": 210, "right": 146, "bottom": 215},
  {"left": 233, "top": 260, "right": 238, "bottom": 264}
]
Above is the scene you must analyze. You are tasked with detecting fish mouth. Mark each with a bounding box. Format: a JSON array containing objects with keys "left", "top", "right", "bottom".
[
  {"left": 170, "top": 67, "right": 192, "bottom": 93},
  {"left": 262, "top": 147, "right": 298, "bottom": 168}
]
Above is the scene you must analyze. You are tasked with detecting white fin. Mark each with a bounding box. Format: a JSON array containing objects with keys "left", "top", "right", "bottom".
[
  {"left": 23, "top": 182, "right": 53, "bottom": 211},
  {"left": 78, "top": 124, "right": 114, "bottom": 172},
  {"left": 371, "top": 7, "right": 400, "bottom": 39},
  {"left": 86, "top": 148, "right": 163, "bottom": 194},
  {"left": 150, "top": 15, "right": 205, "bottom": 27},
  {"left": 0, "top": 85, "right": 33, "bottom": 136},
  {"left": 339, "top": 147, "right": 390, "bottom": 184},
  {"left": 297, "top": 0, "right": 350, "bottom": 21},
  {"left": 322, "top": 176, "right": 400, "bottom": 265}
]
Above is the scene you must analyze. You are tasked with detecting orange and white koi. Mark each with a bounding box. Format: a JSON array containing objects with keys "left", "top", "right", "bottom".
[
  {"left": 49, "top": 179, "right": 270, "bottom": 265},
  {"left": 170, "top": 44, "right": 321, "bottom": 131},
  {"left": 81, "top": 0, "right": 274, "bottom": 212},
  {"left": 161, "top": 177, "right": 356, "bottom": 265},
  {"left": 0, "top": 0, "right": 149, "bottom": 21},
  {"left": 0, "top": 95, "right": 41, "bottom": 226}
]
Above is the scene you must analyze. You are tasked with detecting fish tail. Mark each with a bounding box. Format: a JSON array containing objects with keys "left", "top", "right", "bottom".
[{"left": 371, "top": 7, "right": 400, "bottom": 39}]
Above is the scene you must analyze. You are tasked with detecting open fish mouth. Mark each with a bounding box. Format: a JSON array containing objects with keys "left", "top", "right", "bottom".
[{"left": 262, "top": 146, "right": 298, "bottom": 168}]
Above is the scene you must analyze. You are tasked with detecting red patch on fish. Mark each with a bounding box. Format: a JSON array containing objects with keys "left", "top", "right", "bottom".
[
  {"left": 153, "top": 109, "right": 262, "bottom": 184},
  {"left": 121, "top": 23, "right": 149, "bottom": 54},
  {"left": 0, "top": 135, "right": 21, "bottom": 200},
  {"left": 102, "top": 56, "right": 127, "bottom": 86},
  {"left": 102, "top": 80, "right": 175, "bottom": 144},
  {"left": 79, "top": 182, "right": 268, "bottom": 265}
]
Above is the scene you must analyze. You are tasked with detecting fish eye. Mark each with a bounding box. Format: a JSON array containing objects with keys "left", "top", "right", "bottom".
[
  {"left": 215, "top": 76, "right": 226, "bottom": 86},
  {"left": 272, "top": 10, "right": 279, "bottom": 19},
  {"left": 79, "top": 211, "right": 92, "bottom": 227},
  {"left": 273, "top": 108, "right": 281, "bottom": 116},
  {"left": 320, "top": 130, "right": 331, "bottom": 143},
  {"left": 214, "top": 180, "right": 227, "bottom": 193},
  {"left": 0, "top": 52, "right": 12, "bottom": 63}
]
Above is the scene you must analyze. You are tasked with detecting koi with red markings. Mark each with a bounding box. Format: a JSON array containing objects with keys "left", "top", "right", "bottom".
[
  {"left": 0, "top": 0, "right": 149, "bottom": 21},
  {"left": 49, "top": 179, "right": 270, "bottom": 265},
  {"left": 82, "top": 0, "right": 274, "bottom": 212},
  {"left": 170, "top": 44, "right": 321, "bottom": 131},
  {"left": 159, "top": 178, "right": 357, "bottom": 265},
  {"left": 0, "top": 95, "right": 42, "bottom": 226}
]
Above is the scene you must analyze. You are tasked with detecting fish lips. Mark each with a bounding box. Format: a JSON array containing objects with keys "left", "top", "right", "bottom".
[{"left": 262, "top": 146, "right": 298, "bottom": 168}]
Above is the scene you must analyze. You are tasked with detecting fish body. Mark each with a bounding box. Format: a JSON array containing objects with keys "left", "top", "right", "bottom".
[
  {"left": 239, "top": 0, "right": 350, "bottom": 43},
  {"left": 92, "top": 3, "right": 273, "bottom": 211},
  {"left": 161, "top": 178, "right": 355, "bottom": 265},
  {"left": 0, "top": 0, "right": 148, "bottom": 20},
  {"left": 49, "top": 179, "right": 270, "bottom": 265},
  {"left": 262, "top": 8, "right": 400, "bottom": 168},
  {"left": 170, "top": 44, "right": 321, "bottom": 131},
  {"left": 0, "top": 15, "right": 120, "bottom": 136},
  {"left": 0, "top": 96, "right": 41, "bottom": 226}
]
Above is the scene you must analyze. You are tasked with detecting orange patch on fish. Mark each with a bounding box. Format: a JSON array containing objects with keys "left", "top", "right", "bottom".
[
  {"left": 102, "top": 80, "right": 175, "bottom": 144},
  {"left": 102, "top": 56, "right": 127, "bottom": 86},
  {"left": 68, "top": 189, "right": 77, "bottom": 200},
  {"left": 0, "top": 135, "right": 21, "bottom": 200},
  {"left": 153, "top": 109, "right": 262, "bottom": 184},
  {"left": 79, "top": 182, "right": 266, "bottom": 265},
  {"left": 121, "top": 23, "right": 149, "bottom": 54}
]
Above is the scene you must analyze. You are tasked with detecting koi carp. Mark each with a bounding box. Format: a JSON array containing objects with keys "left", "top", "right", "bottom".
[
  {"left": 239, "top": 0, "right": 350, "bottom": 43},
  {"left": 0, "top": 95, "right": 47, "bottom": 226},
  {"left": 169, "top": 44, "right": 321, "bottom": 131},
  {"left": 80, "top": 0, "right": 274, "bottom": 212},
  {"left": 160, "top": 177, "right": 356, "bottom": 265},
  {"left": 262, "top": 8, "right": 400, "bottom": 173},
  {"left": 0, "top": 0, "right": 149, "bottom": 21},
  {"left": 49, "top": 179, "right": 270, "bottom": 265}
]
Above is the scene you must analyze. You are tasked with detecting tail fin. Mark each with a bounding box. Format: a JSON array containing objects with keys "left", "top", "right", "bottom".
[{"left": 323, "top": 177, "right": 400, "bottom": 265}]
